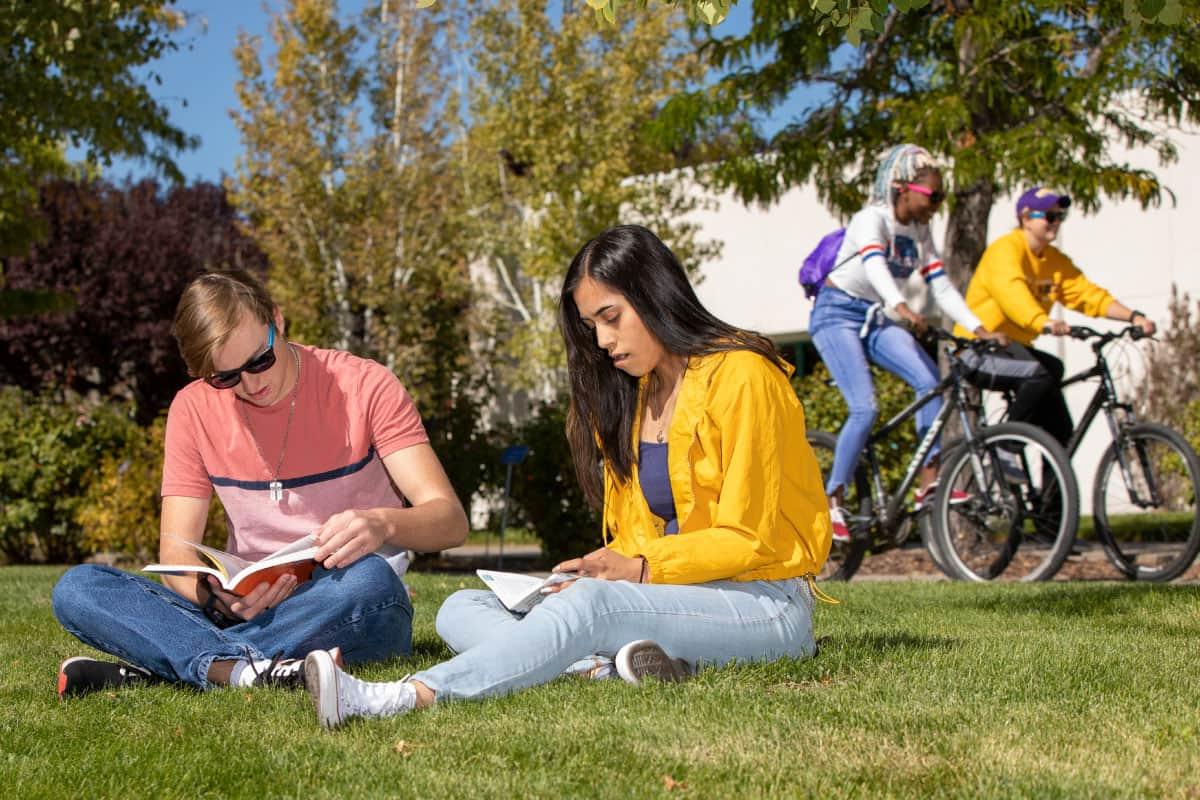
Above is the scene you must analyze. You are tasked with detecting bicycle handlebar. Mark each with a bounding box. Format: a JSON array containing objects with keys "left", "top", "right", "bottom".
[
  {"left": 925, "top": 327, "right": 1007, "bottom": 354},
  {"left": 1068, "top": 324, "right": 1148, "bottom": 344}
]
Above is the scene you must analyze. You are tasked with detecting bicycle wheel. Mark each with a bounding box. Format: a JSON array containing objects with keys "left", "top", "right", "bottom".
[
  {"left": 932, "top": 422, "right": 1079, "bottom": 581},
  {"left": 806, "top": 430, "right": 869, "bottom": 581},
  {"left": 1093, "top": 422, "right": 1200, "bottom": 582}
]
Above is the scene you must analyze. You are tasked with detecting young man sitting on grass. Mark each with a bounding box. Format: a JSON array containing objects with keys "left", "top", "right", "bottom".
[{"left": 53, "top": 268, "right": 468, "bottom": 698}]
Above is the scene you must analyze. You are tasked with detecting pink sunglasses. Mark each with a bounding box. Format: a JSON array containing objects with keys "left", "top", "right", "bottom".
[{"left": 905, "top": 183, "right": 945, "bottom": 204}]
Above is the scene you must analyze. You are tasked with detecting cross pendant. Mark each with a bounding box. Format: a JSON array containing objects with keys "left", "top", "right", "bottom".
[{"left": 269, "top": 480, "right": 283, "bottom": 502}]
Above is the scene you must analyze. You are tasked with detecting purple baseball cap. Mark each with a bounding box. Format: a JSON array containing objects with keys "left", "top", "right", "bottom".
[{"left": 1016, "top": 187, "right": 1071, "bottom": 217}]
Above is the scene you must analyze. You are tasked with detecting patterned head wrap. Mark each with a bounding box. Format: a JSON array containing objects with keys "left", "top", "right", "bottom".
[{"left": 869, "top": 144, "right": 938, "bottom": 206}]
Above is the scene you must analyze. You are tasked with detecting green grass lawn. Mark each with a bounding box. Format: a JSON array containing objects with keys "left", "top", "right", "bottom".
[
  {"left": 462, "top": 527, "right": 541, "bottom": 547},
  {"left": 2, "top": 567, "right": 1198, "bottom": 799}
]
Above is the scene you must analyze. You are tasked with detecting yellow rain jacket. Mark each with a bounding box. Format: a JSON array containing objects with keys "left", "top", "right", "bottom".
[
  {"left": 954, "top": 228, "right": 1116, "bottom": 345},
  {"left": 602, "top": 350, "right": 831, "bottom": 585}
]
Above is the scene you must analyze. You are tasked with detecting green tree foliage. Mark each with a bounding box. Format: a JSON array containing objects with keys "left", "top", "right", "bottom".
[
  {"left": 499, "top": 399, "right": 601, "bottom": 565},
  {"left": 0, "top": 179, "right": 267, "bottom": 421},
  {"left": 0, "top": 0, "right": 195, "bottom": 258},
  {"left": 419, "top": 1, "right": 1185, "bottom": 40},
  {"left": 462, "top": 0, "right": 721, "bottom": 402},
  {"left": 421, "top": 0, "right": 736, "bottom": 25},
  {"left": 75, "top": 415, "right": 228, "bottom": 562},
  {"left": 653, "top": 0, "right": 1200, "bottom": 287},
  {"left": 229, "top": 0, "right": 488, "bottom": 505},
  {"left": 794, "top": 361, "right": 918, "bottom": 490},
  {"left": 0, "top": 388, "right": 141, "bottom": 563}
]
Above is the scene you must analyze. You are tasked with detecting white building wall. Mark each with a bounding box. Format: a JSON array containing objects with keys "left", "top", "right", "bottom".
[{"left": 688, "top": 126, "right": 1200, "bottom": 512}]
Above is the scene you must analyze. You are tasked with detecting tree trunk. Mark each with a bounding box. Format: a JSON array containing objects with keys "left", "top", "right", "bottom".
[
  {"left": 939, "top": 177, "right": 994, "bottom": 446},
  {"left": 943, "top": 178, "right": 994, "bottom": 292}
]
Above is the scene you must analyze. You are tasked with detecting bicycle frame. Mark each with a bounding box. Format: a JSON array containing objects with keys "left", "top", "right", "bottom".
[
  {"left": 1059, "top": 330, "right": 1162, "bottom": 508},
  {"left": 857, "top": 346, "right": 986, "bottom": 533}
]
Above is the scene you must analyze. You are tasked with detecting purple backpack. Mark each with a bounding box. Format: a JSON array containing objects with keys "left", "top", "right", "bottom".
[{"left": 798, "top": 227, "right": 848, "bottom": 299}]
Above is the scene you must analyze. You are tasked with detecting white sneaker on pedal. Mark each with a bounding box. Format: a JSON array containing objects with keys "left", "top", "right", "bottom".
[
  {"left": 913, "top": 483, "right": 971, "bottom": 511},
  {"left": 995, "top": 448, "right": 1029, "bottom": 484},
  {"left": 829, "top": 506, "right": 851, "bottom": 543},
  {"left": 304, "top": 650, "right": 417, "bottom": 729}
]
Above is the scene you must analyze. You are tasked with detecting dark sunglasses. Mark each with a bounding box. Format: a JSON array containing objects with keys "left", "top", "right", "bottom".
[
  {"left": 205, "top": 324, "right": 277, "bottom": 389},
  {"left": 1030, "top": 210, "right": 1068, "bottom": 224},
  {"left": 905, "top": 182, "right": 945, "bottom": 204}
]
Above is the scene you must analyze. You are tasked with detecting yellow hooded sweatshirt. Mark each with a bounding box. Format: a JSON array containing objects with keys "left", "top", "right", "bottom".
[
  {"left": 954, "top": 228, "right": 1116, "bottom": 345},
  {"left": 602, "top": 349, "right": 831, "bottom": 585}
]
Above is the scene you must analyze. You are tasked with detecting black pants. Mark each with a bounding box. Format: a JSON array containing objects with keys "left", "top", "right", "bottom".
[{"left": 963, "top": 342, "right": 1072, "bottom": 447}]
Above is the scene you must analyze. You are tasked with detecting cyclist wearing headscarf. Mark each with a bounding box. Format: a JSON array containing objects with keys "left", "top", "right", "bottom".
[{"left": 808, "top": 144, "right": 1007, "bottom": 541}]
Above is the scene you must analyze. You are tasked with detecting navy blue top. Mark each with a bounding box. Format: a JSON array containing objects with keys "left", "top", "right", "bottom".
[{"left": 638, "top": 441, "right": 678, "bottom": 534}]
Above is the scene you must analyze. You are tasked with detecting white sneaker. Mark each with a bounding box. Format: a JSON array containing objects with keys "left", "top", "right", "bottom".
[
  {"left": 615, "top": 640, "right": 690, "bottom": 685},
  {"left": 829, "top": 506, "right": 851, "bottom": 543},
  {"left": 304, "top": 650, "right": 417, "bottom": 730},
  {"left": 995, "top": 448, "right": 1029, "bottom": 484}
]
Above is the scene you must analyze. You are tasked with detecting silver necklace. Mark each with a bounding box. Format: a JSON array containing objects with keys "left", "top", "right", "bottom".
[
  {"left": 240, "top": 344, "right": 301, "bottom": 502},
  {"left": 648, "top": 364, "right": 685, "bottom": 444}
]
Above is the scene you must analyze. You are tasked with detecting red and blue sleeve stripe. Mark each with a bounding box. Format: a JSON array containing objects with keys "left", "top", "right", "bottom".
[
  {"left": 859, "top": 243, "right": 886, "bottom": 263},
  {"left": 920, "top": 261, "right": 946, "bottom": 283}
]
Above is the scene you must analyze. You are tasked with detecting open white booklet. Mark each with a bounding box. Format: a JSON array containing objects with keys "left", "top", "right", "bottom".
[
  {"left": 145, "top": 534, "right": 319, "bottom": 597},
  {"left": 476, "top": 569, "right": 579, "bottom": 613}
]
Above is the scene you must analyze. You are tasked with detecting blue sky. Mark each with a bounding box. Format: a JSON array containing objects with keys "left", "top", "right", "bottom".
[{"left": 98, "top": 1, "right": 804, "bottom": 184}]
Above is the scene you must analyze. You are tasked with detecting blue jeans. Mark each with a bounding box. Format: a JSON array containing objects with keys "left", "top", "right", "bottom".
[
  {"left": 810, "top": 286, "right": 942, "bottom": 496},
  {"left": 52, "top": 555, "right": 412, "bottom": 689},
  {"left": 415, "top": 577, "right": 815, "bottom": 701}
]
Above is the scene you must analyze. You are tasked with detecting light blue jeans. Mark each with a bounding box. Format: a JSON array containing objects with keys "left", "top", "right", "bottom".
[
  {"left": 810, "top": 286, "right": 942, "bottom": 496},
  {"left": 415, "top": 577, "right": 815, "bottom": 701},
  {"left": 52, "top": 555, "right": 412, "bottom": 689}
]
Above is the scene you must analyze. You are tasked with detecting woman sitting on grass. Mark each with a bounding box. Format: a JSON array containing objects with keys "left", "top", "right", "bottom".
[{"left": 304, "top": 224, "right": 832, "bottom": 728}]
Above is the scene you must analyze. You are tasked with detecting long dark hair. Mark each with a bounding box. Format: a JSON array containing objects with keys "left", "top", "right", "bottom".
[{"left": 559, "top": 224, "right": 786, "bottom": 508}]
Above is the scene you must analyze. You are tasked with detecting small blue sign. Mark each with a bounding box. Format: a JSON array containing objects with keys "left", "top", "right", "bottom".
[{"left": 500, "top": 444, "right": 530, "bottom": 465}]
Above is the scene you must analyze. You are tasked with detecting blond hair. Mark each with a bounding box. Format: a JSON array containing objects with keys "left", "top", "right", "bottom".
[{"left": 173, "top": 269, "right": 276, "bottom": 378}]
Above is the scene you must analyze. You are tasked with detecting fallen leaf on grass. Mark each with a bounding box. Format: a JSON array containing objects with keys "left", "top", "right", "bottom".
[
  {"left": 662, "top": 774, "right": 687, "bottom": 791},
  {"left": 392, "top": 740, "right": 421, "bottom": 757}
]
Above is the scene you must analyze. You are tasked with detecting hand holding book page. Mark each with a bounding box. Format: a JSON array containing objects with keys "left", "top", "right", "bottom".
[
  {"left": 145, "top": 534, "right": 319, "bottom": 597},
  {"left": 476, "top": 570, "right": 580, "bottom": 613}
]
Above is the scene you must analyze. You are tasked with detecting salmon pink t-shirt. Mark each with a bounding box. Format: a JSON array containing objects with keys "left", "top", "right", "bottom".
[{"left": 162, "top": 345, "right": 428, "bottom": 573}]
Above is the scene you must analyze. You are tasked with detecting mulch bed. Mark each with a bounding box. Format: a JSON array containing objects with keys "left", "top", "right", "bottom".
[{"left": 855, "top": 542, "right": 1200, "bottom": 583}]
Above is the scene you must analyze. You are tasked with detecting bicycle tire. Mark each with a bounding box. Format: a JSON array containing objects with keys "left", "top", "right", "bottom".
[
  {"left": 1093, "top": 422, "right": 1200, "bottom": 582},
  {"left": 919, "top": 438, "right": 965, "bottom": 578},
  {"left": 932, "top": 422, "right": 1079, "bottom": 582},
  {"left": 807, "top": 430, "right": 869, "bottom": 581}
]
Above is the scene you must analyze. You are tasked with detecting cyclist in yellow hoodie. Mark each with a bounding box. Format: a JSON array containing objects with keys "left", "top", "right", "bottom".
[
  {"left": 302, "top": 225, "right": 833, "bottom": 729},
  {"left": 955, "top": 187, "right": 1156, "bottom": 445}
]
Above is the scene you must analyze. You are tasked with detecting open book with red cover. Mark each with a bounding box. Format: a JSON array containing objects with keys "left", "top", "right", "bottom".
[{"left": 144, "top": 534, "right": 319, "bottom": 597}]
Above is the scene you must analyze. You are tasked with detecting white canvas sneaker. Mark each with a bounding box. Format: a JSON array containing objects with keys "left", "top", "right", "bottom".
[
  {"left": 304, "top": 649, "right": 417, "bottom": 729},
  {"left": 615, "top": 640, "right": 690, "bottom": 685}
]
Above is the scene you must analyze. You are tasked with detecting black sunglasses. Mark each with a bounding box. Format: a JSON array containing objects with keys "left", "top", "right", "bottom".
[
  {"left": 1031, "top": 210, "right": 1068, "bottom": 224},
  {"left": 206, "top": 324, "right": 278, "bottom": 389}
]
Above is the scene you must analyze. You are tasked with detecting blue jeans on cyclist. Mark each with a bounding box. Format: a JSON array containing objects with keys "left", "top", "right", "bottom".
[{"left": 810, "top": 287, "right": 944, "bottom": 538}]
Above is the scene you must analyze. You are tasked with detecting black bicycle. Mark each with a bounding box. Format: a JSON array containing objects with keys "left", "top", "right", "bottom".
[
  {"left": 1053, "top": 326, "right": 1199, "bottom": 581},
  {"left": 809, "top": 329, "right": 1079, "bottom": 582}
]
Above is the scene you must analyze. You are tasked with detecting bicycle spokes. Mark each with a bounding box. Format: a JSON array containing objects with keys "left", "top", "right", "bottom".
[
  {"left": 935, "top": 424, "right": 1078, "bottom": 582},
  {"left": 1094, "top": 424, "right": 1200, "bottom": 582}
]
